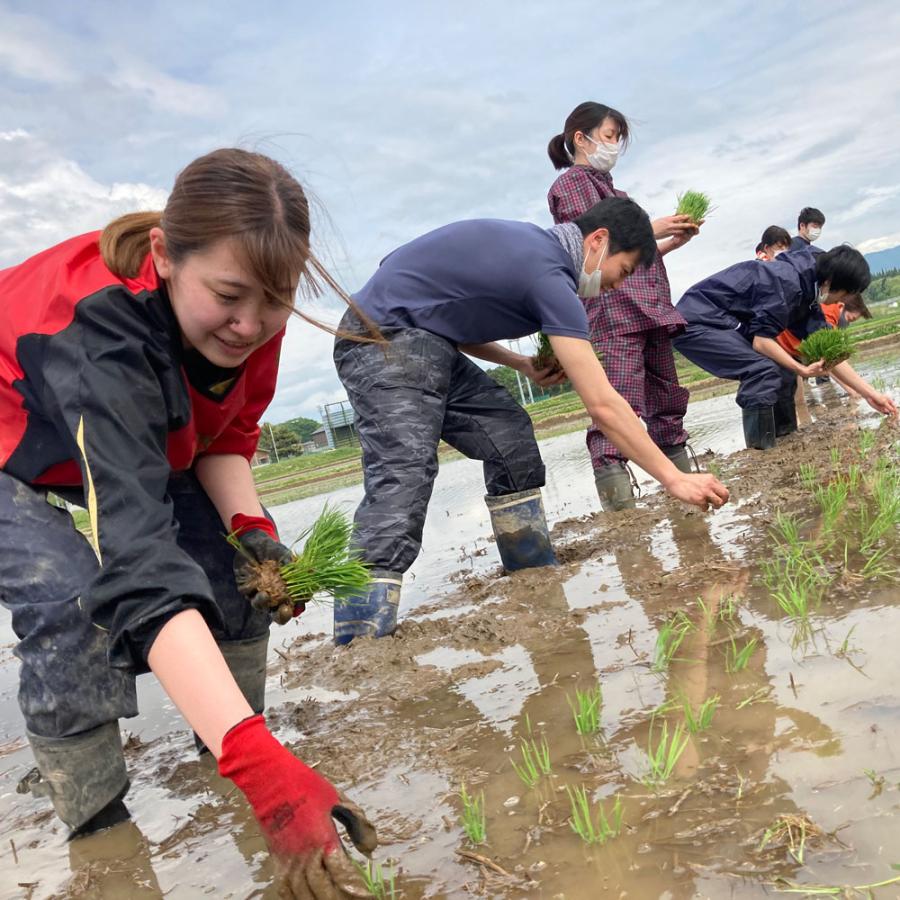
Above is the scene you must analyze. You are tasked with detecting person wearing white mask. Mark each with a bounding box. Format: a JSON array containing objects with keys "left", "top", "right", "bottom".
[
  {"left": 331, "top": 197, "right": 729, "bottom": 644},
  {"left": 790, "top": 207, "right": 826, "bottom": 255},
  {"left": 547, "top": 102, "right": 701, "bottom": 511}
]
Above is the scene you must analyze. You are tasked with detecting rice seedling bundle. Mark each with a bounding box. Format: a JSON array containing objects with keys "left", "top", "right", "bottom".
[
  {"left": 532, "top": 332, "right": 603, "bottom": 375},
  {"left": 230, "top": 504, "right": 370, "bottom": 624},
  {"left": 675, "top": 190, "right": 713, "bottom": 224},
  {"left": 798, "top": 328, "right": 854, "bottom": 368}
]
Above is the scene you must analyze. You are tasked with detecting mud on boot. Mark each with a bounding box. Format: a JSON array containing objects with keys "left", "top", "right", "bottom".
[
  {"left": 485, "top": 487, "right": 557, "bottom": 572},
  {"left": 742, "top": 406, "right": 776, "bottom": 450},
  {"left": 21, "top": 721, "right": 130, "bottom": 836},
  {"left": 334, "top": 570, "right": 402, "bottom": 646},
  {"left": 594, "top": 463, "right": 637, "bottom": 511}
]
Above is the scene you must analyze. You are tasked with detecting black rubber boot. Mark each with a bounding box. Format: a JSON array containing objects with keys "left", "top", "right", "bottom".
[
  {"left": 594, "top": 464, "right": 637, "bottom": 511},
  {"left": 773, "top": 396, "right": 798, "bottom": 437},
  {"left": 742, "top": 406, "right": 776, "bottom": 450}
]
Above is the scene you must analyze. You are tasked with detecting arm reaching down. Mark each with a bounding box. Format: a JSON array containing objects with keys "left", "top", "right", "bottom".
[
  {"left": 829, "top": 360, "right": 898, "bottom": 417},
  {"left": 548, "top": 335, "right": 729, "bottom": 511}
]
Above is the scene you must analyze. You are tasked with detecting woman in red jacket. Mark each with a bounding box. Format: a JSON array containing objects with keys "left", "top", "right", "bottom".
[
  {"left": 0, "top": 149, "right": 374, "bottom": 895},
  {"left": 548, "top": 101, "right": 701, "bottom": 510}
]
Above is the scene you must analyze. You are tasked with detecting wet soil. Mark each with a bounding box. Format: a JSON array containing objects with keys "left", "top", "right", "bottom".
[{"left": 1, "top": 360, "right": 899, "bottom": 899}]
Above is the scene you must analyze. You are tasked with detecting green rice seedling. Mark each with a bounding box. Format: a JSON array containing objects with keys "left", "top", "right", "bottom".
[
  {"left": 813, "top": 480, "right": 849, "bottom": 532},
  {"left": 798, "top": 328, "right": 854, "bottom": 369},
  {"left": 510, "top": 733, "right": 552, "bottom": 788},
  {"left": 706, "top": 459, "right": 723, "bottom": 478},
  {"left": 568, "top": 683, "right": 603, "bottom": 735},
  {"left": 858, "top": 428, "right": 877, "bottom": 456},
  {"left": 354, "top": 859, "right": 397, "bottom": 900},
  {"left": 533, "top": 332, "right": 603, "bottom": 372},
  {"left": 725, "top": 636, "right": 758, "bottom": 673},
  {"left": 565, "top": 786, "right": 624, "bottom": 845},
  {"left": 642, "top": 719, "right": 690, "bottom": 787},
  {"left": 736, "top": 686, "right": 773, "bottom": 709},
  {"left": 759, "top": 813, "right": 820, "bottom": 864},
  {"left": 681, "top": 694, "right": 720, "bottom": 733},
  {"left": 829, "top": 446, "right": 842, "bottom": 468},
  {"left": 859, "top": 546, "right": 897, "bottom": 581},
  {"left": 675, "top": 190, "right": 713, "bottom": 224},
  {"left": 799, "top": 462, "right": 818, "bottom": 491},
  {"left": 228, "top": 504, "right": 370, "bottom": 624},
  {"left": 459, "top": 783, "right": 486, "bottom": 845},
  {"left": 772, "top": 870, "right": 900, "bottom": 895},
  {"left": 845, "top": 463, "right": 862, "bottom": 491},
  {"left": 694, "top": 596, "right": 718, "bottom": 633},
  {"left": 718, "top": 594, "right": 740, "bottom": 623},
  {"left": 653, "top": 611, "right": 694, "bottom": 672}
]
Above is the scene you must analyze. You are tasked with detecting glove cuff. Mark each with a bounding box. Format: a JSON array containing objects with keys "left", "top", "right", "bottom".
[{"left": 231, "top": 513, "right": 277, "bottom": 541}]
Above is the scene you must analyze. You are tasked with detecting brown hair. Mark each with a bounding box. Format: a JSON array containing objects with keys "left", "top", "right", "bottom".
[
  {"left": 100, "top": 148, "right": 380, "bottom": 340},
  {"left": 548, "top": 101, "right": 630, "bottom": 170},
  {"left": 843, "top": 292, "right": 872, "bottom": 319}
]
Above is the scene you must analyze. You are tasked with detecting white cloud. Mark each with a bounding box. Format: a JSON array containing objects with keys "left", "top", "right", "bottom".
[{"left": 856, "top": 231, "right": 900, "bottom": 254}]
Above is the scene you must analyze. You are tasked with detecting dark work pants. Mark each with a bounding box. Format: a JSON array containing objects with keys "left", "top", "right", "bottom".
[
  {"left": 334, "top": 327, "right": 546, "bottom": 573},
  {"left": 0, "top": 471, "right": 269, "bottom": 739},
  {"left": 674, "top": 324, "right": 796, "bottom": 408}
]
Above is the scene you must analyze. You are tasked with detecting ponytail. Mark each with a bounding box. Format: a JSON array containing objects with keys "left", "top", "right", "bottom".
[
  {"left": 100, "top": 211, "right": 163, "bottom": 278},
  {"left": 547, "top": 133, "right": 573, "bottom": 170}
]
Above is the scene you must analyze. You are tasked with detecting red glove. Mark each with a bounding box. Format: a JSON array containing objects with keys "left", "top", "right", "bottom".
[
  {"left": 231, "top": 513, "right": 279, "bottom": 541},
  {"left": 218, "top": 716, "right": 377, "bottom": 861}
]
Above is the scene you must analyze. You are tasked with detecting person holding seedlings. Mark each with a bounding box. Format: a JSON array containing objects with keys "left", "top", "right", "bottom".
[
  {"left": 547, "top": 101, "right": 702, "bottom": 511},
  {"left": 332, "top": 196, "right": 729, "bottom": 645},
  {"left": 790, "top": 207, "right": 826, "bottom": 255},
  {"left": 0, "top": 149, "right": 377, "bottom": 895},
  {"left": 674, "top": 245, "right": 896, "bottom": 449}
]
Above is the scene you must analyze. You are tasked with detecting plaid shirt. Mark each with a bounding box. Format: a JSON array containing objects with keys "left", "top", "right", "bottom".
[{"left": 548, "top": 165, "right": 685, "bottom": 336}]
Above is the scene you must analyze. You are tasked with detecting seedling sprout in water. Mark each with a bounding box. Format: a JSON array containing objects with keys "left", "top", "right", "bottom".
[
  {"left": 510, "top": 733, "right": 552, "bottom": 788},
  {"left": 675, "top": 190, "right": 713, "bottom": 224},
  {"left": 798, "top": 328, "right": 854, "bottom": 369},
  {"left": 682, "top": 694, "right": 720, "bottom": 733},
  {"left": 354, "top": 858, "right": 397, "bottom": 900},
  {"left": 568, "top": 683, "right": 603, "bottom": 735},
  {"left": 642, "top": 719, "right": 690, "bottom": 787},
  {"left": 228, "top": 504, "right": 370, "bottom": 624},
  {"left": 565, "top": 786, "right": 624, "bottom": 845},
  {"left": 653, "top": 611, "right": 694, "bottom": 672},
  {"left": 725, "top": 636, "right": 758, "bottom": 673},
  {"left": 459, "top": 783, "right": 486, "bottom": 845}
]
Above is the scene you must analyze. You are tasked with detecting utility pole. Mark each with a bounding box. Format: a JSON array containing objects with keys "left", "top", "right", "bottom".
[{"left": 267, "top": 422, "right": 280, "bottom": 463}]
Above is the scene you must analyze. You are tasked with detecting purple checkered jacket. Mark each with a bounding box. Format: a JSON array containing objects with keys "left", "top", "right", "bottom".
[{"left": 548, "top": 165, "right": 685, "bottom": 336}]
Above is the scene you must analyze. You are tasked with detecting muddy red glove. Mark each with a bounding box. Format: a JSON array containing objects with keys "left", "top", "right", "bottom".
[
  {"left": 231, "top": 514, "right": 303, "bottom": 623},
  {"left": 218, "top": 716, "right": 377, "bottom": 896}
]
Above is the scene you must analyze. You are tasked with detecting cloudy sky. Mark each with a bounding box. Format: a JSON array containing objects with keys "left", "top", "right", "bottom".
[{"left": 2, "top": 0, "right": 899, "bottom": 421}]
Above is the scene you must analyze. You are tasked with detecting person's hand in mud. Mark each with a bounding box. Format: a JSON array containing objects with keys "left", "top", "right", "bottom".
[
  {"left": 230, "top": 513, "right": 302, "bottom": 624},
  {"left": 664, "top": 473, "right": 730, "bottom": 512},
  {"left": 864, "top": 390, "right": 898, "bottom": 418},
  {"left": 518, "top": 356, "right": 568, "bottom": 387},
  {"left": 218, "top": 715, "right": 378, "bottom": 899}
]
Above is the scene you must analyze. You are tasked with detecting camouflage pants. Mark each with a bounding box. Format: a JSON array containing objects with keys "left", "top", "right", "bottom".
[
  {"left": 0, "top": 471, "right": 269, "bottom": 739},
  {"left": 334, "top": 325, "right": 546, "bottom": 572}
]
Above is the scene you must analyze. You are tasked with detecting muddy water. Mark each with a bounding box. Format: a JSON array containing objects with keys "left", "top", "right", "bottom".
[{"left": 0, "top": 352, "right": 898, "bottom": 899}]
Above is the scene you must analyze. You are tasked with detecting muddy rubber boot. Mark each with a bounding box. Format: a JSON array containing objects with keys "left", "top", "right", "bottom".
[
  {"left": 773, "top": 396, "right": 798, "bottom": 438},
  {"left": 195, "top": 635, "right": 269, "bottom": 754},
  {"left": 22, "top": 722, "right": 130, "bottom": 835},
  {"left": 485, "top": 488, "right": 558, "bottom": 572},
  {"left": 742, "top": 406, "right": 776, "bottom": 450},
  {"left": 333, "top": 570, "right": 402, "bottom": 646},
  {"left": 661, "top": 443, "right": 696, "bottom": 474},
  {"left": 593, "top": 463, "right": 637, "bottom": 511}
]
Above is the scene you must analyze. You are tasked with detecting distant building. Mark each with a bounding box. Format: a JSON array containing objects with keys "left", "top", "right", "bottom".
[
  {"left": 317, "top": 401, "right": 359, "bottom": 448},
  {"left": 251, "top": 449, "right": 271, "bottom": 467}
]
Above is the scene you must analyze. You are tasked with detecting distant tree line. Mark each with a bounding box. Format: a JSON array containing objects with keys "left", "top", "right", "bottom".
[{"left": 865, "top": 268, "right": 900, "bottom": 304}]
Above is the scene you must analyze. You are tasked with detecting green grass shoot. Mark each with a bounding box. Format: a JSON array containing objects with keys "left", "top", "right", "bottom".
[
  {"left": 759, "top": 814, "right": 817, "bottom": 865},
  {"left": 653, "top": 611, "right": 694, "bottom": 671},
  {"left": 568, "top": 683, "right": 603, "bottom": 735},
  {"left": 829, "top": 446, "right": 842, "bottom": 468},
  {"left": 726, "top": 636, "right": 758, "bottom": 673},
  {"left": 798, "top": 328, "right": 854, "bottom": 368},
  {"left": 565, "top": 786, "right": 624, "bottom": 845},
  {"left": 510, "top": 733, "right": 552, "bottom": 788},
  {"left": 459, "top": 783, "right": 486, "bottom": 845},
  {"left": 675, "top": 190, "right": 713, "bottom": 224},
  {"left": 642, "top": 719, "right": 690, "bottom": 787},
  {"left": 281, "top": 504, "right": 371, "bottom": 603},
  {"left": 799, "top": 462, "right": 818, "bottom": 491},
  {"left": 682, "top": 695, "right": 720, "bottom": 733},
  {"left": 813, "top": 480, "right": 849, "bottom": 532},
  {"left": 354, "top": 858, "right": 397, "bottom": 900},
  {"left": 858, "top": 428, "right": 877, "bottom": 455}
]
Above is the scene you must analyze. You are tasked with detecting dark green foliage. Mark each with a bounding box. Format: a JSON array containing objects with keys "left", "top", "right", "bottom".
[
  {"left": 798, "top": 328, "right": 855, "bottom": 368},
  {"left": 675, "top": 190, "right": 713, "bottom": 224}
]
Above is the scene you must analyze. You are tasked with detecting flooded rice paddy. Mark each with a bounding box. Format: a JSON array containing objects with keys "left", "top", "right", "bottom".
[{"left": 0, "top": 352, "right": 898, "bottom": 899}]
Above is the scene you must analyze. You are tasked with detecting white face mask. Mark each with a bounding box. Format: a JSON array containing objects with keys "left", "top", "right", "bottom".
[
  {"left": 807, "top": 226, "right": 822, "bottom": 242},
  {"left": 577, "top": 242, "right": 608, "bottom": 297},
  {"left": 582, "top": 133, "right": 619, "bottom": 173}
]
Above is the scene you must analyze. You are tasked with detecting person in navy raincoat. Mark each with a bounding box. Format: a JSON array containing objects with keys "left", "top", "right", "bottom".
[{"left": 673, "top": 245, "right": 896, "bottom": 449}]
